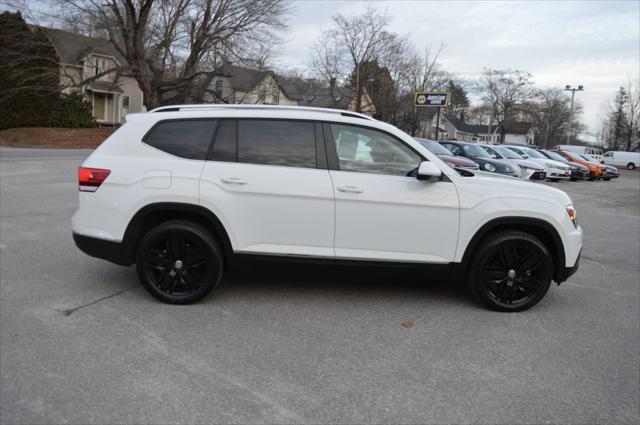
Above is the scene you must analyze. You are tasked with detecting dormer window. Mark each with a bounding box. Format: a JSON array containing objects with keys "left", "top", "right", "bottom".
[{"left": 94, "top": 57, "right": 105, "bottom": 77}]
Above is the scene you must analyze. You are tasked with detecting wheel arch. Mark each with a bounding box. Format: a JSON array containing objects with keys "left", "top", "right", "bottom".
[
  {"left": 457, "top": 217, "right": 566, "bottom": 283},
  {"left": 121, "top": 202, "right": 234, "bottom": 267}
]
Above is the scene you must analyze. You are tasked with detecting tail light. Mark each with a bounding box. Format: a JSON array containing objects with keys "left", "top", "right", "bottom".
[{"left": 78, "top": 167, "right": 110, "bottom": 192}]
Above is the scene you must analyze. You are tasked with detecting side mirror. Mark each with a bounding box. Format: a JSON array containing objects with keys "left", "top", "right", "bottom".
[{"left": 417, "top": 161, "right": 442, "bottom": 181}]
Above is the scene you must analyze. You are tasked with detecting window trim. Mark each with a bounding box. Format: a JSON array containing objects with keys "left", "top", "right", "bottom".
[
  {"left": 322, "top": 122, "right": 426, "bottom": 173},
  {"left": 142, "top": 118, "right": 219, "bottom": 161},
  {"left": 207, "top": 118, "right": 325, "bottom": 170}
]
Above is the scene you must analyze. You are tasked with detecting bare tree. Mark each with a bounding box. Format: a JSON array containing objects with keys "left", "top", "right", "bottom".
[
  {"left": 311, "top": 6, "right": 403, "bottom": 112},
  {"left": 476, "top": 69, "right": 535, "bottom": 143},
  {"left": 48, "top": 0, "right": 291, "bottom": 108},
  {"left": 523, "top": 88, "right": 582, "bottom": 148}
]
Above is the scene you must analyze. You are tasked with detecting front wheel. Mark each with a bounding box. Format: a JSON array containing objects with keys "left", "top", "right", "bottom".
[
  {"left": 628, "top": 163, "right": 636, "bottom": 170},
  {"left": 136, "top": 220, "right": 224, "bottom": 304},
  {"left": 468, "top": 231, "right": 553, "bottom": 312}
]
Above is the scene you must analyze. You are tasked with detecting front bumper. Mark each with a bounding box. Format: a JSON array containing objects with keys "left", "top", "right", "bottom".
[
  {"left": 556, "top": 248, "right": 581, "bottom": 283},
  {"left": 73, "top": 233, "right": 130, "bottom": 266}
]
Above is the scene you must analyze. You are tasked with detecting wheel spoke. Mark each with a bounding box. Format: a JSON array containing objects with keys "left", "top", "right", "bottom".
[
  {"left": 183, "top": 269, "right": 203, "bottom": 291},
  {"left": 145, "top": 253, "right": 172, "bottom": 268},
  {"left": 520, "top": 252, "right": 541, "bottom": 272}
]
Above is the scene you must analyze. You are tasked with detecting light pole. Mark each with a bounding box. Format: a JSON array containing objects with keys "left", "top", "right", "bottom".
[{"left": 564, "top": 84, "right": 584, "bottom": 144}]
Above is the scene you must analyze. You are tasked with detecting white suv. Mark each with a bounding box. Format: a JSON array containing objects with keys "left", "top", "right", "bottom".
[{"left": 72, "top": 105, "right": 582, "bottom": 311}]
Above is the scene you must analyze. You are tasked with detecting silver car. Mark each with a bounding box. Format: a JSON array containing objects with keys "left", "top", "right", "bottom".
[{"left": 479, "top": 144, "right": 546, "bottom": 180}]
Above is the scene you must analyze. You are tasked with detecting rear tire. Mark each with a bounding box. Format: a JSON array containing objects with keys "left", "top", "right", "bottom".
[
  {"left": 628, "top": 163, "right": 636, "bottom": 170},
  {"left": 136, "top": 220, "right": 223, "bottom": 304},
  {"left": 468, "top": 231, "right": 553, "bottom": 312}
]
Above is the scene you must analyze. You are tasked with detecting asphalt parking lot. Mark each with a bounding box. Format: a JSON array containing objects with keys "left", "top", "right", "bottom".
[{"left": 1, "top": 146, "right": 639, "bottom": 424}]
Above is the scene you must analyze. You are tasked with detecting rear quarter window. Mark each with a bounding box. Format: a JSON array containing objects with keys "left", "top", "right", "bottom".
[{"left": 143, "top": 119, "right": 218, "bottom": 160}]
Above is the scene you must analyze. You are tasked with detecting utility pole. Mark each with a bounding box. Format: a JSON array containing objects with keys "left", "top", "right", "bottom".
[{"left": 564, "top": 84, "right": 584, "bottom": 144}]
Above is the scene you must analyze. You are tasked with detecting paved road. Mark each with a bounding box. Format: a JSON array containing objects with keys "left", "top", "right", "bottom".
[{"left": 1, "top": 148, "right": 639, "bottom": 424}]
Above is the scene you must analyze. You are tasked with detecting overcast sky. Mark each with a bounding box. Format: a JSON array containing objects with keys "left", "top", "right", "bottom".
[{"left": 280, "top": 0, "right": 639, "bottom": 140}]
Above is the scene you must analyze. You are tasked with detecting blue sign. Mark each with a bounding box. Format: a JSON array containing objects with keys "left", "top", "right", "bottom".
[{"left": 415, "top": 92, "right": 449, "bottom": 107}]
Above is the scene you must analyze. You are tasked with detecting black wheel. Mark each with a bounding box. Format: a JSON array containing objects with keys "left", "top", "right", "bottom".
[
  {"left": 136, "top": 220, "right": 223, "bottom": 304},
  {"left": 603, "top": 177, "right": 611, "bottom": 181},
  {"left": 628, "top": 163, "right": 636, "bottom": 170},
  {"left": 468, "top": 231, "right": 553, "bottom": 312},
  {"left": 587, "top": 177, "right": 595, "bottom": 181}
]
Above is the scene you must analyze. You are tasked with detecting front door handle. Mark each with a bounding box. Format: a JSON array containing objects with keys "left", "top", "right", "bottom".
[
  {"left": 221, "top": 177, "right": 247, "bottom": 185},
  {"left": 337, "top": 185, "right": 364, "bottom": 193}
]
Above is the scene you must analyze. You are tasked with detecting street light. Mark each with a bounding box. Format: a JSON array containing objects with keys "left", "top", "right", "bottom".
[{"left": 564, "top": 84, "right": 584, "bottom": 144}]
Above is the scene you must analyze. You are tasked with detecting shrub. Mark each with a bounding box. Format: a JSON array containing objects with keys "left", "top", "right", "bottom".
[{"left": 44, "top": 93, "right": 96, "bottom": 128}]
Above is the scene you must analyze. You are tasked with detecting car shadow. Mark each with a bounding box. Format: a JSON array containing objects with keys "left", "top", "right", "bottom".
[{"left": 212, "top": 260, "right": 475, "bottom": 307}]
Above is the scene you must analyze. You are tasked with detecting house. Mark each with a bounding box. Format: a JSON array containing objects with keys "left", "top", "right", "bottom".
[
  {"left": 207, "top": 64, "right": 298, "bottom": 106},
  {"left": 498, "top": 121, "right": 536, "bottom": 145},
  {"left": 207, "top": 65, "right": 376, "bottom": 116},
  {"left": 440, "top": 112, "right": 499, "bottom": 143},
  {"left": 36, "top": 26, "right": 145, "bottom": 126}
]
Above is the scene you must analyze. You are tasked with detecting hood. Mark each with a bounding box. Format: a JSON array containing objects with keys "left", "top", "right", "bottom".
[
  {"left": 437, "top": 154, "right": 478, "bottom": 168},
  {"left": 474, "top": 157, "right": 517, "bottom": 173},
  {"left": 514, "top": 159, "right": 544, "bottom": 170}
]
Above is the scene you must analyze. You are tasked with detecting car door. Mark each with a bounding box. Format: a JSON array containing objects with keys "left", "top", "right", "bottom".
[
  {"left": 325, "top": 123, "right": 459, "bottom": 263},
  {"left": 199, "top": 119, "right": 335, "bottom": 258}
]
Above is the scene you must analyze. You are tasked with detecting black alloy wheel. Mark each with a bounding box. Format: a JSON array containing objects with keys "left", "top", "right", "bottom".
[
  {"left": 469, "top": 231, "right": 553, "bottom": 312},
  {"left": 136, "top": 220, "right": 223, "bottom": 304}
]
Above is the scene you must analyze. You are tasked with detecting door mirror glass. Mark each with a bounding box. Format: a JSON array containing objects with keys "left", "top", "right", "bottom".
[{"left": 417, "top": 161, "right": 442, "bottom": 180}]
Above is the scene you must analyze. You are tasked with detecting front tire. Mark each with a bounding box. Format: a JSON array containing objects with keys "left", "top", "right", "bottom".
[
  {"left": 468, "top": 231, "right": 553, "bottom": 312},
  {"left": 136, "top": 220, "right": 224, "bottom": 304},
  {"left": 628, "top": 163, "right": 636, "bottom": 170}
]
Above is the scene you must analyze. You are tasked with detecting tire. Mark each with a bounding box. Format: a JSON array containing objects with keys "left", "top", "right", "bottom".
[
  {"left": 603, "top": 177, "right": 611, "bottom": 181},
  {"left": 628, "top": 163, "right": 636, "bottom": 170},
  {"left": 467, "top": 231, "right": 553, "bottom": 312},
  {"left": 587, "top": 177, "right": 595, "bottom": 181},
  {"left": 136, "top": 220, "right": 224, "bottom": 304}
]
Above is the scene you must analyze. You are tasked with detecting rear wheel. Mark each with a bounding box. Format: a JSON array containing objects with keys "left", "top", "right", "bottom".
[
  {"left": 136, "top": 220, "right": 223, "bottom": 304},
  {"left": 628, "top": 163, "right": 636, "bottom": 170},
  {"left": 468, "top": 231, "right": 553, "bottom": 312}
]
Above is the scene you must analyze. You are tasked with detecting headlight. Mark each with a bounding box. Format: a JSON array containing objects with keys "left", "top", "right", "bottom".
[
  {"left": 484, "top": 163, "right": 496, "bottom": 172},
  {"left": 566, "top": 204, "right": 577, "bottom": 227},
  {"left": 521, "top": 165, "right": 541, "bottom": 171}
]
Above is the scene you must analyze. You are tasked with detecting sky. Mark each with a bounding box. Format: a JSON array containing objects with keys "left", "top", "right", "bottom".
[{"left": 278, "top": 0, "right": 639, "bottom": 141}]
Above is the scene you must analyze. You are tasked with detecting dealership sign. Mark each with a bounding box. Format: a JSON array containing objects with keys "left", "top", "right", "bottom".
[{"left": 414, "top": 91, "right": 450, "bottom": 107}]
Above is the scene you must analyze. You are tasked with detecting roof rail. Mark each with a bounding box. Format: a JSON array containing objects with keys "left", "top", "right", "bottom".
[{"left": 150, "top": 104, "right": 375, "bottom": 121}]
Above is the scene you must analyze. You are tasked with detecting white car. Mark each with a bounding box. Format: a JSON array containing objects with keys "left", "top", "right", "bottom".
[
  {"left": 603, "top": 151, "right": 639, "bottom": 170},
  {"left": 478, "top": 144, "right": 546, "bottom": 180},
  {"left": 504, "top": 145, "right": 572, "bottom": 181},
  {"left": 72, "top": 105, "right": 583, "bottom": 312}
]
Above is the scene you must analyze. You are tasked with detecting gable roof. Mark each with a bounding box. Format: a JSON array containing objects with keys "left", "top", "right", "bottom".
[
  {"left": 36, "top": 26, "right": 127, "bottom": 67},
  {"left": 443, "top": 113, "right": 478, "bottom": 134},
  {"left": 297, "top": 86, "right": 355, "bottom": 110}
]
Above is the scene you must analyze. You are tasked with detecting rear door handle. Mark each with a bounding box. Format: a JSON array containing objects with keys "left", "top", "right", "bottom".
[
  {"left": 337, "top": 185, "right": 364, "bottom": 193},
  {"left": 221, "top": 177, "right": 247, "bottom": 185}
]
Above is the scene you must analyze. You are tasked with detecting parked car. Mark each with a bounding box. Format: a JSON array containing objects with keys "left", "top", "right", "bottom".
[
  {"left": 579, "top": 154, "right": 617, "bottom": 180},
  {"left": 538, "top": 149, "right": 590, "bottom": 181},
  {"left": 553, "top": 144, "right": 604, "bottom": 162},
  {"left": 72, "top": 104, "right": 582, "bottom": 312},
  {"left": 554, "top": 149, "right": 606, "bottom": 180},
  {"left": 503, "top": 145, "right": 572, "bottom": 181},
  {"left": 603, "top": 164, "right": 620, "bottom": 179},
  {"left": 415, "top": 138, "right": 479, "bottom": 170},
  {"left": 478, "top": 144, "right": 546, "bottom": 180},
  {"left": 603, "top": 151, "right": 639, "bottom": 170},
  {"left": 439, "top": 141, "right": 519, "bottom": 177}
]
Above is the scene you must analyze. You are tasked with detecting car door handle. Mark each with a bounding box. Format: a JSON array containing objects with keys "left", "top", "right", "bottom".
[
  {"left": 221, "top": 177, "right": 247, "bottom": 185},
  {"left": 337, "top": 185, "right": 364, "bottom": 193}
]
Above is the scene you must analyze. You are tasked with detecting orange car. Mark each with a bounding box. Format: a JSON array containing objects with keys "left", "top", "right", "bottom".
[{"left": 554, "top": 149, "right": 606, "bottom": 180}]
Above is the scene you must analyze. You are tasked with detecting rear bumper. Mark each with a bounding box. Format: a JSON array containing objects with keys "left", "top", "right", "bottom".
[{"left": 73, "top": 233, "right": 129, "bottom": 266}]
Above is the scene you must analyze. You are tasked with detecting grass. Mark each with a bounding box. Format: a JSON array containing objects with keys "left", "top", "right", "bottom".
[{"left": 0, "top": 127, "right": 116, "bottom": 149}]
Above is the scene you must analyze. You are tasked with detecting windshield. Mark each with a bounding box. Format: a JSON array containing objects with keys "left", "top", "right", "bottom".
[
  {"left": 416, "top": 139, "right": 452, "bottom": 156},
  {"left": 522, "top": 147, "right": 545, "bottom": 159},
  {"left": 479, "top": 145, "right": 501, "bottom": 159},
  {"left": 463, "top": 144, "right": 491, "bottom": 158},
  {"left": 495, "top": 146, "right": 521, "bottom": 159},
  {"left": 582, "top": 154, "right": 600, "bottom": 162},
  {"left": 541, "top": 150, "right": 566, "bottom": 162},
  {"left": 563, "top": 150, "right": 584, "bottom": 161}
]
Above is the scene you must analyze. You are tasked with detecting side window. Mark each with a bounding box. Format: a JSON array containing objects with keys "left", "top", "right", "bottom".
[
  {"left": 144, "top": 119, "right": 217, "bottom": 160},
  {"left": 330, "top": 124, "right": 421, "bottom": 177},
  {"left": 238, "top": 120, "right": 316, "bottom": 168},
  {"left": 209, "top": 120, "right": 237, "bottom": 162},
  {"left": 604, "top": 152, "right": 613, "bottom": 157}
]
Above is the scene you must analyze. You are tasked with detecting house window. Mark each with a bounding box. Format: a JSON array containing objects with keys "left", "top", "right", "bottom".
[
  {"left": 121, "top": 95, "right": 130, "bottom": 117},
  {"left": 215, "top": 80, "right": 223, "bottom": 99},
  {"left": 94, "top": 58, "right": 105, "bottom": 77},
  {"left": 271, "top": 87, "right": 279, "bottom": 105}
]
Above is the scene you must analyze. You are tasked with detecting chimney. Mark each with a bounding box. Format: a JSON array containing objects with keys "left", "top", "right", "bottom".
[{"left": 460, "top": 111, "right": 465, "bottom": 122}]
